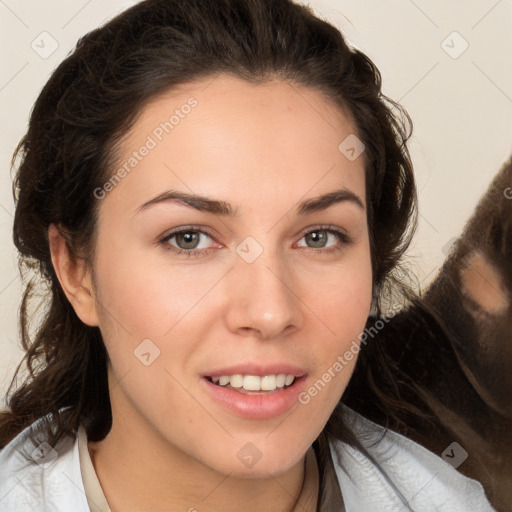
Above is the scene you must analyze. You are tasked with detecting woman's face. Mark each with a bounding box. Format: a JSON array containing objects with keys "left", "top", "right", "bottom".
[{"left": 89, "top": 74, "right": 372, "bottom": 477}]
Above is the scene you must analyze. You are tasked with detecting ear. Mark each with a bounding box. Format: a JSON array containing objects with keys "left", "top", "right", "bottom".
[{"left": 48, "top": 223, "right": 99, "bottom": 327}]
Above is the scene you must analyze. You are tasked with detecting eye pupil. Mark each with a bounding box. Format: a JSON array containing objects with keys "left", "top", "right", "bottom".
[{"left": 306, "top": 230, "right": 327, "bottom": 248}]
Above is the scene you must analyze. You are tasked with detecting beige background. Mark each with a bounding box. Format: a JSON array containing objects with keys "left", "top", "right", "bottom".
[{"left": 1, "top": 0, "right": 511, "bottom": 403}]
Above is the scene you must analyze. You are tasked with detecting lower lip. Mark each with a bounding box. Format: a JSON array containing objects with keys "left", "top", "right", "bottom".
[{"left": 200, "top": 376, "right": 307, "bottom": 420}]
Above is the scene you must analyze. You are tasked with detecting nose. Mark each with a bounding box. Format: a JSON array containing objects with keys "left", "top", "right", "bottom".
[{"left": 223, "top": 246, "right": 304, "bottom": 340}]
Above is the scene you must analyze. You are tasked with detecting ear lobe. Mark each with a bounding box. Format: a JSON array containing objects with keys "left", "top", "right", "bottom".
[{"left": 48, "top": 223, "right": 99, "bottom": 327}]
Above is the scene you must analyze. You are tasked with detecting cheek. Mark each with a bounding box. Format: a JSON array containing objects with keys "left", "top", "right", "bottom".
[
  {"left": 299, "top": 245, "right": 373, "bottom": 397},
  {"left": 93, "top": 246, "right": 212, "bottom": 342},
  {"left": 91, "top": 241, "right": 230, "bottom": 403},
  {"left": 91, "top": 255, "right": 207, "bottom": 422},
  {"left": 324, "top": 269, "right": 372, "bottom": 324},
  {"left": 309, "top": 246, "right": 373, "bottom": 341}
]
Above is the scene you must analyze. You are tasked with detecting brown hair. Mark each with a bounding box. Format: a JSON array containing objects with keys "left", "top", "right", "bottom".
[{"left": 1, "top": 0, "right": 417, "bottom": 507}]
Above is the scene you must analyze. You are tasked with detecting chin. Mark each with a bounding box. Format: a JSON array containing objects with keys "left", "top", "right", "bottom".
[{"left": 200, "top": 438, "right": 307, "bottom": 479}]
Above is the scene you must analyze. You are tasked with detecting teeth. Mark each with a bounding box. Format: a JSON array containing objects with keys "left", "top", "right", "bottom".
[
  {"left": 210, "top": 373, "right": 297, "bottom": 391},
  {"left": 230, "top": 374, "right": 243, "bottom": 388},
  {"left": 260, "top": 375, "right": 276, "bottom": 391},
  {"left": 243, "top": 375, "right": 260, "bottom": 391}
]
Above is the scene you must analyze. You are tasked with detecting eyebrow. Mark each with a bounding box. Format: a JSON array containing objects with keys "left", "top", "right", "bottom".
[{"left": 134, "top": 188, "right": 365, "bottom": 217}]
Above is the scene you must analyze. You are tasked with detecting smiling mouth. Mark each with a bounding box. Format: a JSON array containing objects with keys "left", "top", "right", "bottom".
[{"left": 205, "top": 374, "right": 300, "bottom": 395}]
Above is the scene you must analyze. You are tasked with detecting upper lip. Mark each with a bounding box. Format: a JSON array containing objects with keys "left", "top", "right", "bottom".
[{"left": 203, "top": 363, "right": 307, "bottom": 378}]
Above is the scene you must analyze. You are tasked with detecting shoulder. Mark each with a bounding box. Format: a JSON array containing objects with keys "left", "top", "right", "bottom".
[
  {"left": 328, "top": 405, "right": 497, "bottom": 512},
  {"left": 0, "top": 415, "right": 89, "bottom": 512}
]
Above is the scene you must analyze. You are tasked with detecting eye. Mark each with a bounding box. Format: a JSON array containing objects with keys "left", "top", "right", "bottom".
[
  {"left": 296, "top": 227, "right": 351, "bottom": 253},
  {"left": 160, "top": 228, "right": 214, "bottom": 256},
  {"left": 158, "top": 225, "right": 351, "bottom": 258}
]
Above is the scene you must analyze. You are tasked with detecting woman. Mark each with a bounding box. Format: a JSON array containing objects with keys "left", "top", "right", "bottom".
[{"left": 0, "top": 0, "right": 503, "bottom": 510}]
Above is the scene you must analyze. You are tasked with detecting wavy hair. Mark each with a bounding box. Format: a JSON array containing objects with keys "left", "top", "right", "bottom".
[{"left": 1, "top": 0, "right": 417, "bottom": 507}]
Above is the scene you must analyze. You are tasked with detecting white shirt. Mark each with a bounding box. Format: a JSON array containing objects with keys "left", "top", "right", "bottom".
[{"left": 0, "top": 405, "right": 496, "bottom": 511}]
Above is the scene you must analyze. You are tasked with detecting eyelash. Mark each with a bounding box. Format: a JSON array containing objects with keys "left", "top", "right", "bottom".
[{"left": 158, "top": 225, "right": 352, "bottom": 258}]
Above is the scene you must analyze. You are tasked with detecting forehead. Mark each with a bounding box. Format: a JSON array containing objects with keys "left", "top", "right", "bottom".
[{"left": 103, "top": 74, "right": 366, "bottom": 216}]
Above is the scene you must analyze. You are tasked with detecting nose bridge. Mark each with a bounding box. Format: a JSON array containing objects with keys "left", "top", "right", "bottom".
[{"left": 225, "top": 237, "right": 303, "bottom": 338}]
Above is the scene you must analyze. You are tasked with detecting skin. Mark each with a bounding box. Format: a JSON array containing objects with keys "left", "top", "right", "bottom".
[{"left": 49, "top": 74, "right": 373, "bottom": 512}]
